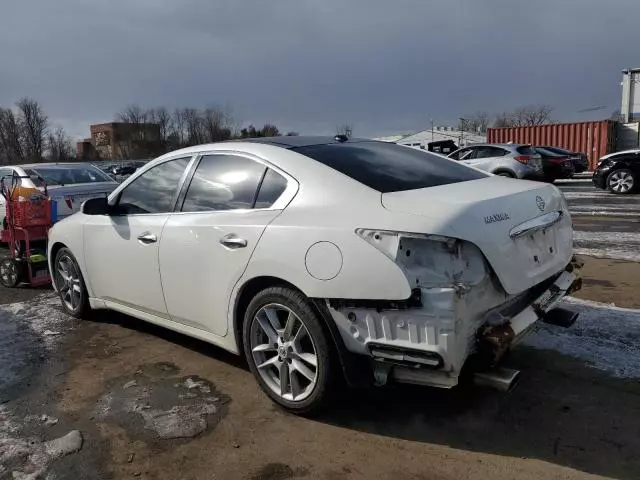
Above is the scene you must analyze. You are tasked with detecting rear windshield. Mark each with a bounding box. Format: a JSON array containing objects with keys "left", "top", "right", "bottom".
[
  {"left": 535, "top": 147, "right": 564, "bottom": 157},
  {"left": 292, "top": 141, "right": 487, "bottom": 193},
  {"left": 516, "top": 145, "right": 537, "bottom": 155},
  {"left": 545, "top": 146, "right": 571, "bottom": 155},
  {"left": 24, "top": 164, "right": 114, "bottom": 186}
]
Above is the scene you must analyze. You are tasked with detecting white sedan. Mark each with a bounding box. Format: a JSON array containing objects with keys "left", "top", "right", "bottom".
[{"left": 48, "top": 136, "right": 582, "bottom": 414}]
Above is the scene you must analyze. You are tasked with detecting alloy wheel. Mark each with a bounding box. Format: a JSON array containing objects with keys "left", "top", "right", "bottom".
[
  {"left": 0, "top": 259, "right": 19, "bottom": 287},
  {"left": 249, "top": 303, "right": 319, "bottom": 402},
  {"left": 56, "top": 254, "right": 82, "bottom": 312},
  {"left": 609, "top": 170, "right": 634, "bottom": 193}
]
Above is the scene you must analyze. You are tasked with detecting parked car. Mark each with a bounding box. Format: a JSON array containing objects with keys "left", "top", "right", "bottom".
[
  {"left": 448, "top": 144, "right": 543, "bottom": 179},
  {"left": 592, "top": 148, "right": 640, "bottom": 194},
  {"left": 112, "top": 161, "right": 147, "bottom": 177},
  {"left": 533, "top": 147, "right": 575, "bottom": 182},
  {"left": 48, "top": 137, "right": 581, "bottom": 414},
  {"left": 0, "top": 163, "right": 119, "bottom": 226},
  {"left": 538, "top": 146, "right": 588, "bottom": 174}
]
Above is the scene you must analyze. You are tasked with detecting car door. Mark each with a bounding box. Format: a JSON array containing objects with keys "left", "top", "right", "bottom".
[
  {"left": 159, "top": 153, "right": 293, "bottom": 337},
  {"left": 458, "top": 147, "right": 482, "bottom": 167},
  {"left": 83, "top": 156, "right": 192, "bottom": 318},
  {"left": 448, "top": 147, "right": 472, "bottom": 161},
  {"left": 472, "top": 146, "right": 509, "bottom": 172}
]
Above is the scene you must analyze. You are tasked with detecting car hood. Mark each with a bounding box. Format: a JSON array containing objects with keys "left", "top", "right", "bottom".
[{"left": 381, "top": 177, "right": 573, "bottom": 294}]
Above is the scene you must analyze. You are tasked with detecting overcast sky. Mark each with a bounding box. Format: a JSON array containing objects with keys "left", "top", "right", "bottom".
[{"left": 1, "top": 0, "right": 638, "bottom": 140}]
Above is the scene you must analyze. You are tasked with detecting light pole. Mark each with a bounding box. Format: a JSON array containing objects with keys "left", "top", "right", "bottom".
[{"left": 459, "top": 117, "right": 466, "bottom": 147}]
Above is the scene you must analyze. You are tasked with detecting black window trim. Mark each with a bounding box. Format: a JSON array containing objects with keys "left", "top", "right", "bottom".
[
  {"left": 170, "top": 150, "right": 298, "bottom": 215},
  {"left": 109, "top": 154, "right": 197, "bottom": 216}
]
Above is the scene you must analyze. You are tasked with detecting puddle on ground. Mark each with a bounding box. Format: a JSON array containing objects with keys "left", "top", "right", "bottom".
[{"left": 94, "top": 364, "right": 229, "bottom": 443}]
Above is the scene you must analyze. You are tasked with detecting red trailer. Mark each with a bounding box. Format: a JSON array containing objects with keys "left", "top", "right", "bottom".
[{"left": 487, "top": 120, "right": 616, "bottom": 170}]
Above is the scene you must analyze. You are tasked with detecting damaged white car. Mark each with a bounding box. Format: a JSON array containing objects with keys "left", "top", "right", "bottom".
[{"left": 47, "top": 136, "right": 582, "bottom": 414}]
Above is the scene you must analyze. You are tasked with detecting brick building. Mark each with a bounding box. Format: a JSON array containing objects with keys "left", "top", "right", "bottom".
[{"left": 77, "top": 122, "right": 162, "bottom": 161}]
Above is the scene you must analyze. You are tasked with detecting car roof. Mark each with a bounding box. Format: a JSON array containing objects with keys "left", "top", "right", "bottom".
[
  {"left": 14, "top": 162, "right": 97, "bottom": 168},
  {"left": 459, "top": 143, "right": 526, "bottom": 149},
  {"left": 227, "top": 135, "right": 370, "bottom": 149}
]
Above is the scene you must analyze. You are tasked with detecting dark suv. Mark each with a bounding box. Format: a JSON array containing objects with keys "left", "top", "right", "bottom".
[{"left": 593, "top": 149, "right": 640, "bottom": 194}]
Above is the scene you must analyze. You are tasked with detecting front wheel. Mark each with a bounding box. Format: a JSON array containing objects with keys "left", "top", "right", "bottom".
[
  {"left": 53, "top": 247, "right": 90, "bottom": 318},
  {"left": 496, "top": 171, "right": 515, "bottom": 178},
  {"left": 243, "top": 286, "right": 334, "bottom": 415},
  {"left": 607, "top": 169, "right": 636, "bottom": 194}
]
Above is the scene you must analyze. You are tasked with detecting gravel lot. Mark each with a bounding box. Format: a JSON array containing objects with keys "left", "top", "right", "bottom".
[{"left": 1, "top": 176, "right": 639, "bottom": 480}]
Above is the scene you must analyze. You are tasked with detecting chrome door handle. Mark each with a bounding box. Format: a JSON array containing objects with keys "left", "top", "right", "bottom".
[
  {"left": 220, "top": 234, "right": 247, "bottom": 249},
  {"left": 137, "top": 232, "right": 157, "bottom": 244}
]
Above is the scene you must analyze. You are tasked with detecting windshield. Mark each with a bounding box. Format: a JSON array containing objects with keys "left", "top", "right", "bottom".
[
  {"left": 24, "top": 164, "right": 115, "bottom": 186},
  {"left": 293, "top": 141, "right": 487, "bottom": 193}
]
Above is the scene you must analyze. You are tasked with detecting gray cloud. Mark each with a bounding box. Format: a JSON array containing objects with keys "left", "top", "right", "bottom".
[{"left": 1, "top": 0, "right": 638, "bottom": 139}]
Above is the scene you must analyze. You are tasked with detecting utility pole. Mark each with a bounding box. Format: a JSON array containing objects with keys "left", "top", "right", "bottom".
[
  {"left": 430, "top": 118, "right": 434, "bottom": 142},
  {"left": 459, "top": 117, "right": 466, "bottom": 147}
]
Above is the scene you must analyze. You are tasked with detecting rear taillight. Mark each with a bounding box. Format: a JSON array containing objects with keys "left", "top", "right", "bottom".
[
  {"left": 514, "top": 155, "right": 530, "bottom": 164},
  {"left": 549, "top": 156, "right": 569, "bottom": 164}
]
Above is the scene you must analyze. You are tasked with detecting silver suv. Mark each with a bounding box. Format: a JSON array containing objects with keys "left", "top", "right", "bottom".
[{"left": 448, "top": 144, "right": 543, "bottom": 179}]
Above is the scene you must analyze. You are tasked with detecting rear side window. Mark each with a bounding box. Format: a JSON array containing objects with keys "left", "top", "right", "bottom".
[
  {"left": 181, "top": 154, "right": 266, "bottom": 212},
  {"left": 293, "top": 142, "right": 486, "bottom": 193},
  {"left": 516, "top": 146, "right": 536, "bottom": 155},
  {"left": 255, "top": 168, "right": 288, "bottom": 209}
]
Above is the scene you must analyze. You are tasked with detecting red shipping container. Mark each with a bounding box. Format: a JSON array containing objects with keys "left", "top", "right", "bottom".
[{"left": 487, "top": 120, "right": 616, "bottom": 170}]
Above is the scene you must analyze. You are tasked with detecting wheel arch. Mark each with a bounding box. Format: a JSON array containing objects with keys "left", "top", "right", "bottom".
[
  {"left": 232, "top": 275, "right": 373, "bottom": 388},
  {"left": 492, "top": 168, "right": 516, "bottom": 178},
  {"left": 48, "top": 241, "right": 67, "bottom": 291}
]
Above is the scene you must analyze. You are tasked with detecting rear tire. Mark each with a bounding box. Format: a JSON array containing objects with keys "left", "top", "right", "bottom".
[
  {"left": 242, "top": 286, "right": 334, "bottom": 415},
  {"left": 607, "top": 169, "right": 636, "bottom": 194},
  {"left": 53, "top": 247, "right": 90, "bottom": 319},
  {"left": 496, "top": 171, "right": 515, "bottom": 178},
  {"left": 0, "top": 258, "right": 20, "bottom": 288}
]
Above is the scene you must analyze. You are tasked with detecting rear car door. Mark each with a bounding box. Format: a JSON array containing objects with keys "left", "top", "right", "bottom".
[
  {"left": 469, "top": 146, "right": 508, "bottom": 172},
  {"left": 159, "top": 153, "right": 292, "bottom": 337},
  {"left": 83, "top": 156, "right": 192, "bottom": 317}
]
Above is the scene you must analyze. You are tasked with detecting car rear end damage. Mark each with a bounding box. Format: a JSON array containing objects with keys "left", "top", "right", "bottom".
[
  {"left": 325, "top": 177, "right": 582, "bottom": 391},
  {"left": 327, "top": 241, "right": 582, "bottom": 391}
]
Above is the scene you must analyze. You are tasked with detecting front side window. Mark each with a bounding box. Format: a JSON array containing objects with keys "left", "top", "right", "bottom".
[
  {"left": 117, "top": 157, "right": 190, "bottom": 214},
  {"left": 181, "top": 154, "right": 266, "bottom": 212}
]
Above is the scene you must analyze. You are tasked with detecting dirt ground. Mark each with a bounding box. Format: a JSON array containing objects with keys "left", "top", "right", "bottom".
[
  {"left": 573, "top": 256, "right": 640, "bottom": 308},
  {"left": 1, "top": 256, "right": 640, "bottom": 480}
]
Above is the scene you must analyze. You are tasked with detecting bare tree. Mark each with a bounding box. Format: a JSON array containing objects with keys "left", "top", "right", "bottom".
[
  {"left": 463, "top": 111, "right": 490, "bottom": 133},
  {"left": 46, "top": 127, "right": 74, "bottom": 162},
  {"left": 183, "top": 108, "right": 204, "bottom": 146},
  {"left": 260, "top": 124, "right": 280, "bottom": 137},
  {"left": 17, "top": 98, "right": 48, "bottom": 161},
  {"left": 201, "top": 107, "right": 232, "bottom": 142},
  {"left": 169, "top": 108, "right": 187, "bottom": 147},
  {"left": 117, "top": 104, "right": 149, "bottom": 124},
  {"left": 0, "top": 108, "right": 25, "bottom": 164},
  {"left": 148, "top": 107, "right": 173, "bottom": 143},
  {"left": 493, "top": 104, "right": 553, "bottom": 128},
  {"left": 336, "top": 123, "right": 353, "bottom": 137}
]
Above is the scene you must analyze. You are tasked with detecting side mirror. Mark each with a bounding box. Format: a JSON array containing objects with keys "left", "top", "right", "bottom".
[{"left": 82, "top": 197, "right": 110, "bottom": 215}]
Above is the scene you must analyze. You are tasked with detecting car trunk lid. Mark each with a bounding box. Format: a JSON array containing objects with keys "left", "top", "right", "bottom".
[
  {"left": 43, "top": 182, "right": 118, "bottom": 219},
  {"left": 381, "top": 177, "right": 573, "bottom": 294}
]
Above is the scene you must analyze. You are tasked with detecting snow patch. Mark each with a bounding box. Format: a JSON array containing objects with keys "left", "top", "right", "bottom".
[
  {"left": 524, "top": 297, "right": 640, "bottom": 378},
  {"left": 0, "top": 294, "right": 73, "bottom": 349}
]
